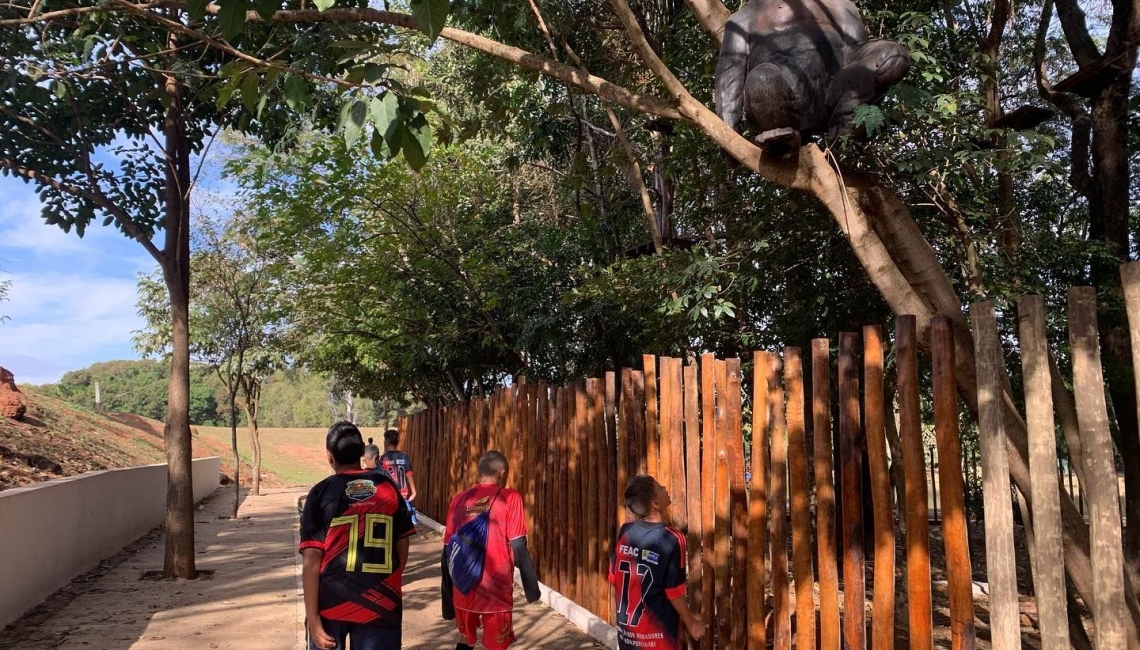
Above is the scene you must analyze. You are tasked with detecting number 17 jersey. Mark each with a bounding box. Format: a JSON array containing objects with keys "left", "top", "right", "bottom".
[{"left": 609, "top": 520, "right": 688, "bottom": 650}]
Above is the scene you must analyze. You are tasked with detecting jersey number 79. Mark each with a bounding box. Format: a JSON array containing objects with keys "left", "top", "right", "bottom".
[{"left": 330, "top": 513, "right": 394, "bottom": 573}]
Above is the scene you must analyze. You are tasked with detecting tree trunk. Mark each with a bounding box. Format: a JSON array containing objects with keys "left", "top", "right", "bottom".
[
  {"left": 240, "top": 399, "right": 262, "bottom": 497},
  {"left": 229, "top": 386, "right": 239, "bottom": 519},
  {"left": 160, "top": 65, "right": 196, "bottom": 580},
  {"left": 1085, "top": 62, "right": 1140, "bottom": 591}
]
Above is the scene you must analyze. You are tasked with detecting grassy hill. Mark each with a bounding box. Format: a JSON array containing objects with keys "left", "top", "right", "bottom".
[{"left": 1, "top": 386, "right": 383, "bottom": 492}]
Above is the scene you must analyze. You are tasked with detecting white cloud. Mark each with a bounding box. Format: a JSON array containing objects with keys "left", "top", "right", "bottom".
[{"left": 0, "top": 271, "right": 145, "bottom": 384}]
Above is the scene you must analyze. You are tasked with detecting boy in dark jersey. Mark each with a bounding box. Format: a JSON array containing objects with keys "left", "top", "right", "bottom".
[
  {"left": 379, "top": 428, "right": 418, "bottom": 525},
  {"left": 441, "top": 450, "right": 541, "bottom": 650},
  {"left": 299, "top": 421, "right": 415, "bottom": 650},
  {"left": 610, "top": 475, "right": 705, "bottom": 650}
]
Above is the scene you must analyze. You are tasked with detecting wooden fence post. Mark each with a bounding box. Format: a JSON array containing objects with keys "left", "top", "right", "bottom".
[
  {"left": 644, "top": 355, "right": 660, "bottom": 478},
  {"left": 1016, "top": 296, "right": 1070, "bottom": 650},
  {"left": 700, "top": 353, "right": 717, "bottom": 650},
  {"left": 727, "top": 358, "right": 748, "bottom": 649},
  {"left": 714, "top": 359, "right": 731, "bottom": 650},
  {"left": 683, "top": 361, "right": 704, "bottom": 643},
  {"left": 749, "top": 352, "right": 772, "bottom": 650},
  {"left": 770, "top": 354, "right": 791, "bottom": 650},
  {"left": 839, "top": 332, "right": 865, "bottom": 650},
  {"left": 931, "top": 318, "right": 975, "bottom": 650},
  {"left": 864, "top": 326, "right": 896, "bottom": 650},
  {"left": 785, "top": 348, "right": 816, "bottom": 650},
  {"left": 897, "top": 315, "right": 932, "bottom": 650},
  {"left": 1067, "top": 288, "right": 1128, "bottom": 650},
  {"left": 812, "top": 338, "right": 840, "bottom": 650}
]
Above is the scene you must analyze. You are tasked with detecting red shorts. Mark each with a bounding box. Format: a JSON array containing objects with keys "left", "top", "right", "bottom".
[{"left": 456, "top": 609, "right": 516, "bottom": 650}]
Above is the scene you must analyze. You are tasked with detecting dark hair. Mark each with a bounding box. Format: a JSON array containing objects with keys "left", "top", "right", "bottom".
[
  {"left": 477, "top": 450, "right": 508, "bottom": 477},
  {"left": 624, "top": 475, "right": 659, "bottom": 518},
  {"left": 384, "top": 428, "right": 400, "bottom": 446},
  {"left": 326, "top": 421, "right": 365, "bottom": 465}
]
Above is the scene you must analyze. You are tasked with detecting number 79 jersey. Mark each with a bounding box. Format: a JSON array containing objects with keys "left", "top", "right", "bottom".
[
  {"left": 299, "top": 468, "right": 415, "bottom": 626},
  {"left": 609, "top": 520, "right": 688, "bottom": 650}
]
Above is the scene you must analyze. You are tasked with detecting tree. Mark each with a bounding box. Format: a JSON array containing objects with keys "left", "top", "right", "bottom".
[
  {"left": 136, "top": 212, "right": 284, "bottom": 509},
  {"left": 1, "top": 0, "right": 387, "bottom": 576},
  {"left": 0, "top": 269, "right": 9, "bottom": 324}
]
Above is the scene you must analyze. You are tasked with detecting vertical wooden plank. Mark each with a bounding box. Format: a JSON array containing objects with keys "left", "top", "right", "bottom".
[
  {"left": 644, "top": 354, "right": 660, "bottom": 478},
  {"left": 839, "top": 333, "right": 865, "bottom": 650},
  {"left": 664, "top": 357, "right": 687, "bottom": 530},
  {"left": 555, "top": 387, "right": 568, "bottom": 594},
  {"left": 1067, "top": 288, "right": 1128, "bottom": 650},
  {"left": 897, "top": 315, "right": 932, "bottom": 650},
  {"left": 659, "top": 357, "right": 676, "bottom": 524},
  {"left": 605, "top": 372, "right": 619, "bottom": 627},
  {"left": 931, "top": 318, "right": 975, "bottom": 650},
  {"left": 619, "top": 368, "right": 633, "bottom": 529},
  {"left": 785, "top": 348, "right": 816, "bottom": 650},
  {"left": 632, "top": 370, "right": 648, "bottom": 477},
  {"left": 749, "top": 352, "right": 772, "bottom": 650},
  {"left": 769, "top": 360, "right": 791, "bottom": 650},
  {"left": 589, "top": 378, "right": 608, "bottom": 619},
  {"left": 726, "top": 358, "right": 748, "bottom": 649},
  {"left": 683, "top": 362, "right": 704, "bottom": 647},
  {"left": 571, "top": 383, "right": 586, "bottom": 603},
  {"left": 812, "top": 339, "right": 840, "bottom": 650},
  {"left": 582, "top": 380, "right": 599, "bottom": 617},
  {"left": 863, "top": 327, "right": 897, "bottom": 650},
  {"left": 1016, "top": 296, "right": 1070, "bottom": 650},
  {"left": 699, "top": 354, "right": 717, "bottom": 650},
  {"left": 714, "top": 359, "right": 731, "bottom": 649},
  {"left": 535, "top": 383, "right": 548, "bottom": 582}
]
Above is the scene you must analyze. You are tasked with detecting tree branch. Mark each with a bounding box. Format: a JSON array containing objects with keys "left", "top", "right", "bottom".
[
  {"left": 1054, "top": 0, "right": 1103, "bottom": 66},
  {"left": 1034, "top": 0, "right": 1093, "bottom": 198},
  {"left": 682, "top": 0, "right": 730, "bottom": 48},
  {"left": 0, "top": 156, "right": 165, "bottom": 262}
]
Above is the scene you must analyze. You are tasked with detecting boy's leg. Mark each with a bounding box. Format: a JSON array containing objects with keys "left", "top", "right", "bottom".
[
  {"left": 309, "top": 619, "right": 349, "bottom": 650},
  {"left": 454, "top": 608, "right": 481, "bottom": 648},
  {"left": 345, "top": 623, "right": 401, "bottom": 650},
  {"left": 477, "top": 611, "right": 517, "bottom": 650}
]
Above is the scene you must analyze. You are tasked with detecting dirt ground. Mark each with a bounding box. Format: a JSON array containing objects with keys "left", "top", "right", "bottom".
[{"left": 0, "top": 487, "right": 605, "bottom": 650}]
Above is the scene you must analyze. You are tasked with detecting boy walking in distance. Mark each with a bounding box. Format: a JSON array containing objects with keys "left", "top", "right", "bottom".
[
  {"left": 299, "top": 421, "right": 415, "bottom": 650},
  {"left": 441, "top": 450, "right": 541, "bottom": 650},
  {"left": 611, "top": 475, "right": 705, "bottom": 650},
  {"left": 379, "top": 428, "right": 418, "bottom": 524}
]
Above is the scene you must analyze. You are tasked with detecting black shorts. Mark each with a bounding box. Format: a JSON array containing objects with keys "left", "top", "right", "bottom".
[{"left": 310, "top": 619, "right": 401, "bottom": 650}]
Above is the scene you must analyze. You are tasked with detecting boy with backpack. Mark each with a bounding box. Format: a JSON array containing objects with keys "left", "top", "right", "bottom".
[
  {"left": 299, "top": 421, "right": 415, "bottom": 650},
  {"left": 610, "top": 475, "right": 705, "bottom": 650},
  {"left": 379, "top": 428, "right": 418, "bottom": 525},
  {"left": 441, "top": 450, "right": 541, "bottom": 650}
]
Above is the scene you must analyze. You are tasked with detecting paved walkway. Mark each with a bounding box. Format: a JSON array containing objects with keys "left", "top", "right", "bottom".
[{"left": 0, "top": 487, "right": 605, "bottom": 650}]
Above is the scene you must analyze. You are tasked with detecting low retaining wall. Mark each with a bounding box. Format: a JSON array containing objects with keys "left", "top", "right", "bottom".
[{"left": 0, "top": 457, "right": 221, "bottom": 629}]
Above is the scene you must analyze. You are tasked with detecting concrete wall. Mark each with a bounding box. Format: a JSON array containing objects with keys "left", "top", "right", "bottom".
[{"left": 0, "top": 457, "right": 220, "bottom": 629}]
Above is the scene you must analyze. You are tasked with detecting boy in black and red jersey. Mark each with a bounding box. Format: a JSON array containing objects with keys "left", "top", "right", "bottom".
[
  {"left": 441, "top": 450, "right": 541, "bottom": 650},
  {"left": 299, "top": 421, "right": 415, "bottom": 650},
  {"left": 610, "top": 475, "right": 705, "bottom": 650},
  {"left": 379, "top": 428, "right": 418, "bottom": 525}
]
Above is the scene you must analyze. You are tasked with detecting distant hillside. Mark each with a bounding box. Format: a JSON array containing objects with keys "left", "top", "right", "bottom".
[
  {"left": 0, "top": 386, "right": 253, "bottom": 492},
  {"left": 32, "top": 360, "right": 414, "bottom": 428}
]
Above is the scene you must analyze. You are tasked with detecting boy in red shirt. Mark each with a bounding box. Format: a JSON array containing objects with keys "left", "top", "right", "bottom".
[
  {"left": 441, "top": 450, "right": 540, "bottom": 650},
  {"left": 610, "top": 475, "right": 705, "bottom": 650}
]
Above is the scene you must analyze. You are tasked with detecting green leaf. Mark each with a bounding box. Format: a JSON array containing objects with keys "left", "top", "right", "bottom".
[
  {"left": 255, "top": 0, "right": 279, "bottom": 21},
  {"left": 344, "top": 98, "right": 368, "bottom": 148},
  {"left": 218, "top": 0, "right": 246, "bottom": 40},
  {"left": 369, "top": 92, "right": 399, "bottom": 139},
  {"left": 283, "top": 75, "right": 310, "bottom": 111},
  {"left": 408, "top": 113, "right": 432, "bottom": 158},
  {"left": 409, "top": 0, "right": 450, "bottom": 41},
  {"left": 216, "top": 74, "right": 240, "bottom": 109},
  {"left": 400, "top": 125, "right": 427, "bottom": 171},
  {"left": 241, "top": 73, "right": 259, "bottom": 113},
  {"left": 312, "top": 0, "right": 335, "bottom": 11},
  {"left": 187, "top": 0, "right": 208, "bottom": 21},
  {"left": 370, "top": 130, "right": 392, "bottom": 159},
  {"left": 363, "top": 63, "right": 387, "bottom": 84}
]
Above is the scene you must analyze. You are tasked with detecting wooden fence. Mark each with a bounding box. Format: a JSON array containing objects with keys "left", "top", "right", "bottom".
[{"left": 399, "top": 271, "right": 1140, "bottom": 650}]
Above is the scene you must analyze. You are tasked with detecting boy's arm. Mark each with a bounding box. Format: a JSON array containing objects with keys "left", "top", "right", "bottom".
[
  {"left": 669, "top": 597, "right": 706, "bottom": 641},
  {"left": 510, "top": 537, "right": 541, "bottom": 603},
  {"left": 406, "top": 472, "right": 418, "bottom": 502},
  {"left": 301, "top": 549, "right": 336, "bottom": 649}
]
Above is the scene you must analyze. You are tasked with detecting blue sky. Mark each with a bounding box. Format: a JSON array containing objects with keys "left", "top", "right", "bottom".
[{"left": 0, "top": 176, "right": 159, "bottom": 384}]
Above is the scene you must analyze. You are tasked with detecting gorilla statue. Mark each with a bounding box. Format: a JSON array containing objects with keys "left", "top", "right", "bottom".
[{"left": 714, "top": 0, "right": 910, "bottom": 156}]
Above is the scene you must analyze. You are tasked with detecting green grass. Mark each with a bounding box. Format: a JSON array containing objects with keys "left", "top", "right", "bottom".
[{"left": 194, "top": 425, "right": 387, "bottom": 487}]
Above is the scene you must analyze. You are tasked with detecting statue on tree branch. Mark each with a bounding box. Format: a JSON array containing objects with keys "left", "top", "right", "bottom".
[{"left": 714, "top": 0, "right": 910, "bottom": 157}]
